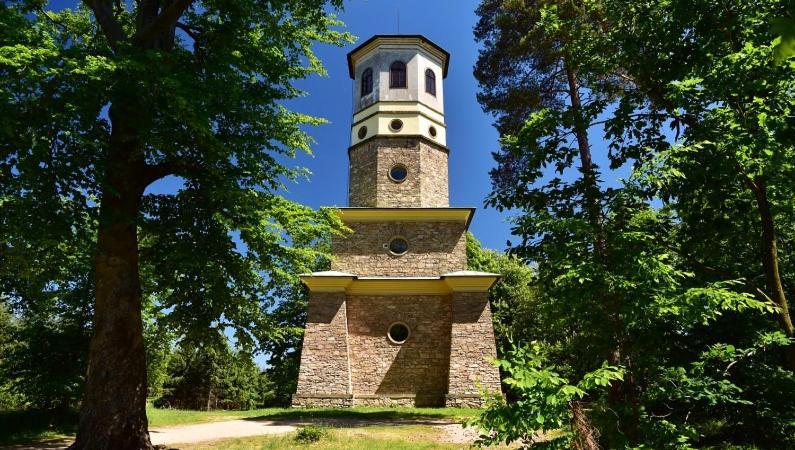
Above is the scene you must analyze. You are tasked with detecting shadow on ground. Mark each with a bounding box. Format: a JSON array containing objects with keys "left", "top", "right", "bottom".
[
  {"left": 0, "top": 410, "right": 76, "bottom": 449},
  {"left": 243, "top": 408, "right": 468, "bottom": 425}
]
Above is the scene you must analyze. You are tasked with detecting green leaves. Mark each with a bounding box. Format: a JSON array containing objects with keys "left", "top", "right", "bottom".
[
  {"left": 0, "top": 0, "right": 351, "bottom": 415},
  {"left": 473, "top": 0, "right": 795, "bottom": 447},
  {"left": 469, "top": 342, "right": 623, "bottom": 448},
  {"left": 772, "top": 17, "right": 795, "bottom": 63}
]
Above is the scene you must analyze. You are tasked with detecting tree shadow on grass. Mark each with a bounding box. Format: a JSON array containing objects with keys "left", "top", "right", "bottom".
[
  {"left": 0, "top": 409, "right": 77, "bottom": 447},
  {"left": 242, "top": 408, "right": 474, "bottom": 427}
]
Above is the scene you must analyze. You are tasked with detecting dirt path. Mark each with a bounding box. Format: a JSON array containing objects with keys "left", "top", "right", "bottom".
[
  {"left": 0, "top": 421, "right": 296, "bottom": 450},
  {"left": 149, "top": 420, "right": 297, "bottom": 446}
]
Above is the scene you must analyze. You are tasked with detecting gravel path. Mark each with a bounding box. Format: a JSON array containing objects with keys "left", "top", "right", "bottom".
[
  {"left": 0, "top": 421, "right": 297, "bottom": 450},
  {"left": 149, "top": 420, "right": 297, "bottom": 446},
  {"left": 436, "top": 422, "right": 482, "bottom": 444}
]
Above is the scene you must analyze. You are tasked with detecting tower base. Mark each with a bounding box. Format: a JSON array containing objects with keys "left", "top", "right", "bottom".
[{"left": 292, "top": 393, "right": 447, "bottom": 408}]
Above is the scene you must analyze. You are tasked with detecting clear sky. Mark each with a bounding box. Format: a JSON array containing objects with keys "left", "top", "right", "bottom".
[{"left": 286, "top": 0, "right": 515, "bottom": 251}]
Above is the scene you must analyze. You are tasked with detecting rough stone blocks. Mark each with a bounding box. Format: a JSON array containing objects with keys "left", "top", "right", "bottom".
[
  {"left": 348, "top": 137, "right": 449, "bottom": 208},
  {"left": 331, "top": 221, "right": 467, "bottom": 277}
]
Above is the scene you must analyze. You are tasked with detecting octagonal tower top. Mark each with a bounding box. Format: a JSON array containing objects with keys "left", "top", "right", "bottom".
[{"left": 347, "top": 35, "right": 450, "bottom": 147}]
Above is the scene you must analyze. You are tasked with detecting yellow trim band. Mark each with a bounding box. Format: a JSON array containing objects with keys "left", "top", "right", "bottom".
[{"left": 336, "top": 208, "right": 474, "bottom": 226}]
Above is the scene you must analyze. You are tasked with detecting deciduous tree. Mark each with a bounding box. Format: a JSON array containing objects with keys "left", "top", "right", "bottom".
[{"left": 0, "top": 1, "right": 349, "bottom": 448}]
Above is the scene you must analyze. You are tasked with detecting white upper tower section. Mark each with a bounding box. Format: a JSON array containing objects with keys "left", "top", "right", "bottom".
[{"left": 347, "top": 35, "right": 450, "bottom": 147}]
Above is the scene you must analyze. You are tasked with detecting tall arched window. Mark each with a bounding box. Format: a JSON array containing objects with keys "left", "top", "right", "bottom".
[
  {"left": 390, "top": 61, "right": 407, "bottom": 88},
  {"left": 425, "top": 69, "right": 436, "bottom": 96},
  {"left": 360, "top": 68, "right": 373, "bottom": 96}
]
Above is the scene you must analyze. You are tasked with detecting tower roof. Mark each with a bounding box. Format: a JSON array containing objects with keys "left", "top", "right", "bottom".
[{"left": 346, "top": 35, "right": 450, "bottom": 79}]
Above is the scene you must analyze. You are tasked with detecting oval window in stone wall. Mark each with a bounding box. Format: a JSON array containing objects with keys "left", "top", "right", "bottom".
[
  {"left": 357, "top": 126, "right": 367, "bottom": 139},
  {"left": 388, "top": 164, "right": 408, "bottom": 183},
  {"left": 389, "top": 119, "right": 403, "bottom": 132},
  {"left": 388, "top": 236, "right": 409, "bottom": 255},
  {"left": 387, "top": 322, "right": 410, "bottom": 344},
  {"left": 428, "top": 125, "right": 437, "bottom": 138}
]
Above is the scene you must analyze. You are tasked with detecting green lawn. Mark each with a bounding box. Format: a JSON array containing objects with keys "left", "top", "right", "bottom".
[
  {"left": 177, "top": 425, "right": 468, "bottom": 450},
  {"left": 0, "top": 405, "right": 480, "bottom": 446},
  {"left": 147, "top": 405, "right": 478, "bottom": 427}
]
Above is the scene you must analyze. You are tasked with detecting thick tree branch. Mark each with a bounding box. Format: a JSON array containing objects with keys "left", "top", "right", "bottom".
[
  {"left": 133, "top": 0, "right": 195, "bottom": 47},
  {"left": 82, "top": 0, "right": 126, "bottom": 50},
  {"left": 135, "top": 0, "right": 160, "bottom": 33}
]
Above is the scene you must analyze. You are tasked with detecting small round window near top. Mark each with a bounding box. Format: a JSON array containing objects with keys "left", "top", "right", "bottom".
[
  {"left": 387, "top": 322, "right": 410, "bottom": 344},
  {"left": 428, "top": 126, "right": 437, "bottom": 138},
  {"left": 357, "top": 126, "right": 367, "bottom": 139},
  {"left": 388, "top": 164, "right": 408, "bottom": 183},
  {"left": 389, "top": 119, "right": 403, "bottom": 132},
  {"left": 388, "top": 237, "right": 409, "bottom": 256}
]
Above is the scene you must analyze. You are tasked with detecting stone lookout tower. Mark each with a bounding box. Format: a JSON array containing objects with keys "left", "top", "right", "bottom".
[{"left": 292, "top": 35, "right": 502, "bottom": 407}]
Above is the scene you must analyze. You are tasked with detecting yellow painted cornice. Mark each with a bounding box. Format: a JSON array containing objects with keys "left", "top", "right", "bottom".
[
  {"left": 299, "top": 271, "right": 499, "bottom": 295},
  {"left": 336, "top": 208, "right": 475, "bottom": 228}
]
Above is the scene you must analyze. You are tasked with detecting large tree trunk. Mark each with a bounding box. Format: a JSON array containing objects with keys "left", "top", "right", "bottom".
[
  {"left": 70, "top": 105, "right": 152, "bottom": 450},
  {"left": 749, "top": 177, "right": 795, "bottom": 370}
]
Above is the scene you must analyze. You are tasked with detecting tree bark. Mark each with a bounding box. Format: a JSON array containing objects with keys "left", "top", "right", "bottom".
[
  {"left": 70, "top": 104, "right": 152, "bottom": 450},
  {"left": 565, "top": 65, "right": 607, "bottom": 260},
  {"left": 565, "top": 64, "right": 640, "bottom": 443},
  {"left": 565, "top": 64, "right": 638, "bottom": 443},
  {"left": 749, "top": 177, "right": 795, "bottom": 370}
]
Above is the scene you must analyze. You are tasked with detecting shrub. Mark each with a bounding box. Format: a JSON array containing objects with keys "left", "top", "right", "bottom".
[{"left": 294, "top": 425, "right": 328, "bottom": 444}]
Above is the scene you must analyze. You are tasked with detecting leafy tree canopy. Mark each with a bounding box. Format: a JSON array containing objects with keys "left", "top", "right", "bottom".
[{"left": 1, "top": 1, "right": 351, "bottom": 447}]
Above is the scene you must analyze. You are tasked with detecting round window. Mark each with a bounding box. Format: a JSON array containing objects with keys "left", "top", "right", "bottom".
[
  {"left": 388, "top": 164, "right": 408, "bottom": 183},
  {"left": 388, "top": 322, "right": 410, "bottom": 344},
  {"left": 429, "top": 126, "right": 437, "bottom": 138},
  {"left": 388, "top": 237, "right": 408, "bottom": 255},
  {"left": 389, "top": 119, "right": 403, "bottom": 131},
  {"left": 357, "top": 126, "right": 367, "bottom": 139}
]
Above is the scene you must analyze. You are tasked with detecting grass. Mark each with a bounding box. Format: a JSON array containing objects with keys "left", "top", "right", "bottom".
[
  {"left": 177, "top": 425, "right": 465, "bottom": 450},
  {"left": 0, "top": 405, "right": 479, "bottom": 446},
  {"left": 147, "top": 405, "right": 479, "bottom": 427}
]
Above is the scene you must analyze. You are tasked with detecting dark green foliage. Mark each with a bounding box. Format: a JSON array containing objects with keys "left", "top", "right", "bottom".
[
  {"left": 0, "top": 305, "right": 22, "bottom": 411},
  {"left": 155, "top": 337, "right": 274, "bottom": 411},
  {"left": 467, "top": 233, "right": 539, "bottom": 353}
]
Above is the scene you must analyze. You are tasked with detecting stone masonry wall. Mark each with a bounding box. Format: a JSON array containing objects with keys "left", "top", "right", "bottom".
[
  {"left": 331, "top": 221, "right": 466, "bottom": 276},
  {"left": 348, "top": 137, "right": 448, "bottom": 208},
  {"left": 419, "top": 142, "right": 449, "bottom": 207},
  {"left": 374, "top": 140, "right": 422, "bottom": 207},
  {"left": 346, "top": 295, "right": 452, "bottom": 406},
  {"left": 347, "top": 144, "right": 378, "bottom": 207},
  {"left": 447, "top": 292, "right": 502, "bottom": 405},
  {"left": 294, "top": 292, "right": 351, "bottom": 397}
]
